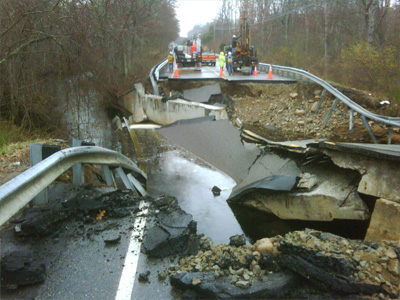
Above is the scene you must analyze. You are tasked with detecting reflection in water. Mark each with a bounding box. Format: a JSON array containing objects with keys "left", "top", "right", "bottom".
[{"left": 147, "top": 149, "right": 244, "bottom": 244}]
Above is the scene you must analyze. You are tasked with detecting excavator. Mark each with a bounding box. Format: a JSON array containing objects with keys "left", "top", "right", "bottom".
[{"left": 230, "top": 0, "right": 258, "bottom": 75}]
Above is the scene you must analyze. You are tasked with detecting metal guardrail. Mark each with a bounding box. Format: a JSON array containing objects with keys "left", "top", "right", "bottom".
[
  {"left": 149, "top": 58, "right": 398, "bottom": 144},
  {"left": 150, "top": 59, "right": 168, "bottom": 96},
  {"left": 0, "top": 146, "right": 146, "bottom": 227},
  {"left": 259, "top": 63, "right": 400, "bottom": 143}
]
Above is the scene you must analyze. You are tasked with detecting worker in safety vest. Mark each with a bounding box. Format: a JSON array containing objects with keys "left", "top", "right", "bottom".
[
  {"left": 227, "top": 52, "right": 234, "bottom": 76},
  {"left": 218, "top": 51, "right": 226, "bottom": 73},
  {"left": 168, "top": 52, "right": 174, "bottom": 72}
]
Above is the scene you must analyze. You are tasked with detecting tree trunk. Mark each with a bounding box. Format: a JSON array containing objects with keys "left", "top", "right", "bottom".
[
  {"left": 324, "top": 1, "right": 329, "bottom": 75},
  {"left": 367, "top": 0, "right": 378, "bottom": 47}
]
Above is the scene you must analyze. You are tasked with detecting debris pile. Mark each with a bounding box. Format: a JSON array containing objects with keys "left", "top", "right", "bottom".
[{"left": 168, "top": 230, "right": 400, "bottom": 299}]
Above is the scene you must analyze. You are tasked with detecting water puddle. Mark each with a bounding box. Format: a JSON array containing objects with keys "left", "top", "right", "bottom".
[{"left": 132, "top": 129, "right": 244, "bottom": 244}]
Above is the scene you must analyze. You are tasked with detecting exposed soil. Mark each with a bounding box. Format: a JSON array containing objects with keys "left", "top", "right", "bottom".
[{"left": 226, "top": 82, "right": 400, "bottom": 144}]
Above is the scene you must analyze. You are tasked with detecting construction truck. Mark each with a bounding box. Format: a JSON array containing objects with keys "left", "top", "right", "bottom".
[
  {"left": 228, "top": 0, "right": 258, "bottom": 75},
  {"left": 201, "top": 52, "right": 216, "bottom": 66},
  {"left": 173, "top": 35, "right": 202, "bottom": 70}
]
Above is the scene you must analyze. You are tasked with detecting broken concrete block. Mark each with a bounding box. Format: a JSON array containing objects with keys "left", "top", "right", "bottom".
[
  {"left": 320, "top": 146, "right": 400, "bottom": 202},
  {"left": 239, "top": 164, "right": 369, "bottom": 221},
  {"left": 144, "top": 208, "right": 198, "bottom": 258},
  {"left": 132, "top": 106, "right": 148, "bottom": 123},
  {"left": 297, "top": 173, "right": 318, "bottom": 191},
  {"left": 365, "top": 199, "right": 400, "bottom": 242}
]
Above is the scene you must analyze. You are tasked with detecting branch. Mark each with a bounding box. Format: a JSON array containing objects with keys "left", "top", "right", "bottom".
[{"left": 0, "top": 36, "right": 51, "bottom": 66}]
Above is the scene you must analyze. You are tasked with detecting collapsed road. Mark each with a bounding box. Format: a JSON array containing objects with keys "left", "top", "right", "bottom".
[{"left": 2, "top": 76, "right": 400, "bottom": 299}]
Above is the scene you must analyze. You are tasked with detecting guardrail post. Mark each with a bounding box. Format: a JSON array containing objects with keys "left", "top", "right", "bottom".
[
  {"left": 361, "top": 115, "right": 378, "bottom": 144},
  {"left": 388, "top": 127, "right": 393, "bottom": 145},
  {"left": 101, "top": 165, "right": 115, "bottom": 186},
  {"left": 115, "top": 167, "right": 138, "bottom": 195},
  {"left": 349, "top": 109, "right": 354, "bottom": 131},
  {"left": 72, "top": 139, "right": 95, "bottom": 185},
  {"left": 30, "top": 144, "right": 61, "bottom": 205},
  {"left": 316, "top": 89, "right": 327, "bottom": 112},
  {"left": 323, "top": 98, "right": 339, "bottom": 125}
]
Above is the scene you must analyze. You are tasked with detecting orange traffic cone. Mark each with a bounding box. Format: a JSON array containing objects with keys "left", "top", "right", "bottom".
[
  {"left": 174, "top": 65, "right": 179, "bottom": 78},
  {"left": 268, "top": 64, "right": 273, "bottom": 79},
  {"left": 253, "top": 66, "right": 258, "bottom": 76},
  {"left": 219, "top": 67, "right": 224, "bottom": 77}
]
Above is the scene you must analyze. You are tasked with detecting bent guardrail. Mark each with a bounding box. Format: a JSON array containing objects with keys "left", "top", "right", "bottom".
[
  {"left": 259, "top": 63, "right": 400, "bottom": 144},
  {"left": 0, "top": 146, "right": 146, "bottom": 227},
  {"left": 149, "top": 58, "right": 398, "bottom": 144},
  {"left": 150, "top": 59, "right": 168, "bottom": 96}
]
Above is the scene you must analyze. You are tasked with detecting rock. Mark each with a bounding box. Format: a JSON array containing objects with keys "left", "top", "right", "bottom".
[
  {"left": 290, "top": 93, "right": 298, "bottom": 99},
  {"left": 236, "top": 280, "right": 250, "bottom": 288},
  {"left": 353, "top": 255, "right": 361, "bottom": 262},
  {"left": 255, "top": 238, "right": 275, "bottom": 255},
  {"left": 311, "top": 102, "right": 319, "bottom": 112},
  {"left": 386, "top": 248, "right": 397, "bottom": 259},
  {"left": 252, "top": 264, "right": 262, "bottom": 274},
  {"left": 1, "top": 250, "right": 46, "bottom": 287},
  {"left": 295, "top": 109, "right": 306, "bottom": 116},
  {"left": 297, "top": 121, "right": 305, "bottom": 126},
  {"left": 258, "top": 253, "right": 275, "bottom": 271},
  {"left": 388, "top": 259, "right": 400, "bottom": 275},
  {"left": 229, "top": 234, "right": 246, "bottom": 247},
  {"left": 102, "top": 230, "right": 121, "bottom": 245},
  {"left": 360, "top": 261, "right": 368, "bottom": 268},
  {"left": 211, "top": 186, "right": 221, "bottom": 196},
  {"left": 192, "top": 277, "right": 201, "bottom": 285},
  {"left": 139, "top": 271, "right": 150, "bottom": 283}
]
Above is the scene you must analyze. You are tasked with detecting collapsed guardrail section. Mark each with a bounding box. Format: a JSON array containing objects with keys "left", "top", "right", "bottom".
[
  {"left": 259, "top": 63, "right": 400, "bottom": 144},
  {"left": 0, "top": 146, "right": 146, "bottom": 227}
]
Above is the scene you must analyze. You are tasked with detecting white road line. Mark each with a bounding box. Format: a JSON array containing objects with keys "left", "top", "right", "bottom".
[{"left": 115, "top": 201, "right": 148, "bottom": 300}]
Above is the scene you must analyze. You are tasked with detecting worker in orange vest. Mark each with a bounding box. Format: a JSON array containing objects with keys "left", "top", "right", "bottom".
[{"left": 168, "top": 52, "right": 174, "bottom": 72}]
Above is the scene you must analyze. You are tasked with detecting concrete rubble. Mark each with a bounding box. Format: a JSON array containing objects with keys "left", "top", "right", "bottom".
[{"left": 167, "top": 230, "right": 400, "bottom": 299}]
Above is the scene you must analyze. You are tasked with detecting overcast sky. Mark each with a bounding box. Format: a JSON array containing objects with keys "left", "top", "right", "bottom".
[{"left": 176, "top": 0, "right": 223, "bottom": 37}]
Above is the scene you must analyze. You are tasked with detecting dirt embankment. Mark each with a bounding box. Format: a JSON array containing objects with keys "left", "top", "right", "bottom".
[{"left": 225, "top": 82, "right": 400, "bottom": 144}]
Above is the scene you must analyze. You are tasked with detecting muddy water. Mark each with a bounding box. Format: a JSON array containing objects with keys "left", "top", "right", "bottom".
[{"left": 132, "top": 129, "right": 245, "bottom": 244}]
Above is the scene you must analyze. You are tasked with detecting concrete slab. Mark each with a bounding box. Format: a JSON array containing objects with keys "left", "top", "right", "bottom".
[
  {"left": 365, "top": 198, "right": 400, "bottom": 242},
  {"left": 157, "top": 117, "right": 260, "bottom": 185},
  {"left": 183, "top": 83, "right": 221, "bottom": 103},
  {"left": 314, "top": 141, "right": 400, "bottom": 162}
]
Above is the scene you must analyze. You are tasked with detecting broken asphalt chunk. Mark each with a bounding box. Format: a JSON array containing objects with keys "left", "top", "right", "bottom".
[{"left": 1, "top": 250, "right": 46, "bottom": 288}]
